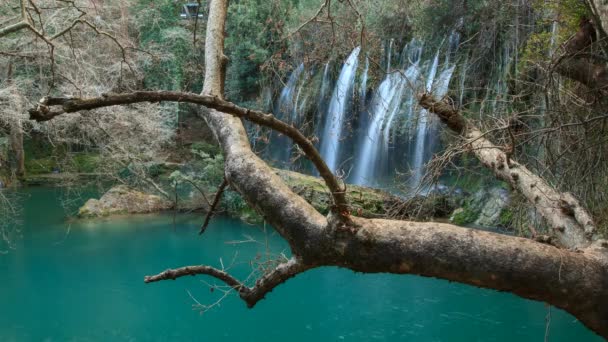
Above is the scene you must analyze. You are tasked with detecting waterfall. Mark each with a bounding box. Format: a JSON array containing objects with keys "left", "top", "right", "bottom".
[
  {"left": 319, "top": 47, "right": 361, "bottom": 172},
  {"left": 320, "top": 63, "right": 331, "bottom": 105},
  {"left": 352, "top": 73, "right": 401, "bottom": 185},
  {"left": 409, "top": 38, "right": 462, "bottom": 187},
  {"left": 360, "top": 56, "right": 369, "bottom": 110},
  {"left": 315, "top": 62, "right": 331, "bottom": 134},
  {"left": 352, "top": 43, "right": 422, "bottom": 186},
  {"left": 271, "top": 36, "right": 459, "bottom": 189},
  {"left": 270, "top": 63, "right": 305, "bottom": 166},
  {"left": 409, "top": 52, "right": 440, "bottom": 186}
]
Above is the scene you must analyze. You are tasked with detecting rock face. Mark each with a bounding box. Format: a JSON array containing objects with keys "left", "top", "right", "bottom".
[
  {"left": 475, "top": 188, "right": 510, "bottom": 227},
  {"left": 276, "top": 169, "right": 393, "bottom": 217},
  {"left": 78, "top": 185, "right": 173, "bottom": 218},
  {"left": 450, "top": 187, "right": 511, "bottom": 228},
  {"left": 276, "top": 169, "right": 458, "bottom": 219}
]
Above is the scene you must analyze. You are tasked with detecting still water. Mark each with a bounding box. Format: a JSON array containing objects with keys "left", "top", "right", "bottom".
[{"left": 0, "top": 187, "right": 601, "bottom": 341}]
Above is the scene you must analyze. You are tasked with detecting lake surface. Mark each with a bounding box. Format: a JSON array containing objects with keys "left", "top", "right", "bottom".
[{"left": 0, "top": 187, "right": 601, "bottom": 341}]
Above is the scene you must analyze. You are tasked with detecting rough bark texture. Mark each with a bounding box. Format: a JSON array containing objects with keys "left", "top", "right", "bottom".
[
  {"left": 420, "top": 94, "right": 597, "bottom": 249},
  {"left": 202, "top": 0, "right": 228, "bottom": 98},
  {"left": 27, "top": 0, "right": 608, "bottom": 337},
  {"left": 555, "top": 13, "right": 608, "bottom": 92},
  {"left": 556, "top": 57, "right": 608, "bottom": 91},
  {"left": 589, "top": 0, "right": 608, "bottom": 38}
]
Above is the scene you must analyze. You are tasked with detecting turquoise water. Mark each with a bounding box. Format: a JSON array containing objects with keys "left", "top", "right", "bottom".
[{"left": 0, "top": 187, "right": 601, "bottom": 341}]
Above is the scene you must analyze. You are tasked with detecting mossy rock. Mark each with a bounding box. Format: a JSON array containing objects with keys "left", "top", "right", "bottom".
[
  {"left": 451, "top": 207, "right": 480, "bottom": 225},
  {"left": 230, "top": 169, "right": 445, "bottom": 223},
  {"left": 78, "top": 185, "right": 173, "bottom": 218},
  {"left": 275, "top": 169, "right": 431, "bottom": 218}
]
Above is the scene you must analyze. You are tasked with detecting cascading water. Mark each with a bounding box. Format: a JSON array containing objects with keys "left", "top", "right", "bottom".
[
  {"left": 270, "top": 63, "right": 305, "bottom": 167},
  {"left": 387, "top": 39, "right": 394, "bottom": 71},
  {"left": 409, "top": 32, "right": 461, "bottom": 188},
  {"left": 410, "top": 63, "right": 456, "bottom": 187},
  {"left": 271, "top": 35, "right": 459, "bottom": 189},
  {"left": 360, "top": 56, "right": 369, "bottom": 110},
  {"left": 315, "top": 62, "right": 332, "bottom": 140},
  {"left": 409, "top": 52, "right": 440, "bottom": 187},
  {"left": 352, "top": 42, "right": 423, "bottom": 186},
  {"left": 319, "top": 47, "right": 361, "bottom": 172}
]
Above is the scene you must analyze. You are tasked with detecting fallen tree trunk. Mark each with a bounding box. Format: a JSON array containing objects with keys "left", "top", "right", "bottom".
[{"left": 419, "top": 94, "right": 597, "bottom": 249}]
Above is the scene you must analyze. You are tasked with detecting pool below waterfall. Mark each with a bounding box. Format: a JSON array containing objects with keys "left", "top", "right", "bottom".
[{"left": 0, "top": 187, "right": 601, "bottom": 341}]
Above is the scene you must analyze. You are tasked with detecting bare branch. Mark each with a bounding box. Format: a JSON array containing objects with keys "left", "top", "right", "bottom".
[
  {"left": 144, "top": 257, "right": 308, "bottom": 308},
  {"left": 200, "top": 177, "right": 228, "bottom": 235},
  {"left": 28, "top": 91, "right": 351, "bottom": 222},
  {"left": 0, "top": 21, "right": 28, "bottom": 37}
]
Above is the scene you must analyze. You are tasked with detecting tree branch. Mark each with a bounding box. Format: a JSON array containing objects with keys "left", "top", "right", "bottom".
[
  {"left": 199, "top": 177, "right": 228, "bottom": 235},
  {"left": 28, "top": 91, "right": 351, "bottom": 222},
  {"left": 0, "top": 21, "right": 28, "bottom": 37},
  {"left": 420, "top": 94, "right": 596, "bottom": 249},
  {"left": 144, "top": 257, "right": 308, "bottom": 308}
]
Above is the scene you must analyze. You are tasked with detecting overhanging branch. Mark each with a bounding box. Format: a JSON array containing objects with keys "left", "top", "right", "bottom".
[
  {"left": 420, "top": 94, "right": 596, "bottom": 249},
  {"left": 28, "top": 91, "right": 351, "bottom": 222},
  {"left": 144, "top": 257, "right": 308, "bottom": 308}
]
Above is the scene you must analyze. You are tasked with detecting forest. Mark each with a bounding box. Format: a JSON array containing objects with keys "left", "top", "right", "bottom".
[{"left": 1, "top": 0, "right": 608, "bottom": 340}]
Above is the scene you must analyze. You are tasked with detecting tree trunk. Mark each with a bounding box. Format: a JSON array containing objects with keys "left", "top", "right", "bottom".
[
  {"left": 555, "top": 7, "right": 608, "bottom": 92},
  {"left": 589, "top": 0, "right": 608, "bottom": 38},
  {"left": 9, "top": 120, "right": 25, "bottom": 179}
]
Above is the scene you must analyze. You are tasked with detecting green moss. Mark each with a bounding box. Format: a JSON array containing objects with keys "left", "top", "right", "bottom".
[
  {"left": 72, "top": 154, "right": 101, "bottom": 173},
  {"left": 191, "top": 142, "right": 221, "bottom": 157},
  {"left": 452, "top": 206, "right": 480, "bottom": 225},
  {"left": 238, "top": 207, "right": 263, "bottom": 225},
  {"left": 521, "top": 0, "right": 589, "bottom": 71},
  {"left": 25, "top": 157, "right": 58, "bottom": 174},
  {"left": 498, "top": 208, "right": 514, "bottom": 228}
]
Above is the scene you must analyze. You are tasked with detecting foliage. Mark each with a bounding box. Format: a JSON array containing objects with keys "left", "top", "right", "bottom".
[
  {"left": 134, "top": 0, "right": 204, "bottom": 92},
  {"left": 190, "top": 141, "right": 221, "bottom": 157},
  {"left": 451, "top": 205, "right": 479, "bottom": 226},
  {"left": 225, "top": 0, "right": 288, "bottom": 103},
  {"left": 520, "top": 0, "right": 589, "bottom": 69},
  {"left": 498, "top": 208, "right": 514, "bottom": 228}
]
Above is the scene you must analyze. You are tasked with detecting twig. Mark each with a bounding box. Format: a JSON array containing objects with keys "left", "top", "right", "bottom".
[{"left": 199, "top": 177, "right": 228, "bottom": 235}]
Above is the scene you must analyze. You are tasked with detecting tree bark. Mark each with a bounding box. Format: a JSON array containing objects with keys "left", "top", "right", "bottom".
[
  {"left": 588, "top": 0, "right": 608, "bottom": 39},
  {"left": 554, "top": 10, "right": 608, "bottom": 92},
  {"left": 556, "top": 53, "right": 608, "bottom": 92}
]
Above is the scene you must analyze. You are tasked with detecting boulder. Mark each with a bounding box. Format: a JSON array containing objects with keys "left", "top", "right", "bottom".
[{"left": 78, "top": 185, "right": 173, "bottom": 218}]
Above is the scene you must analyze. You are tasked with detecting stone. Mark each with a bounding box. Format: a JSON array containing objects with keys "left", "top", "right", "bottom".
[
  {"left": 475, "top": 188, "right": 510, "bottom": 227},
  {"left": 78, "top": 185, "right": 173, "bottom": 218}
]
